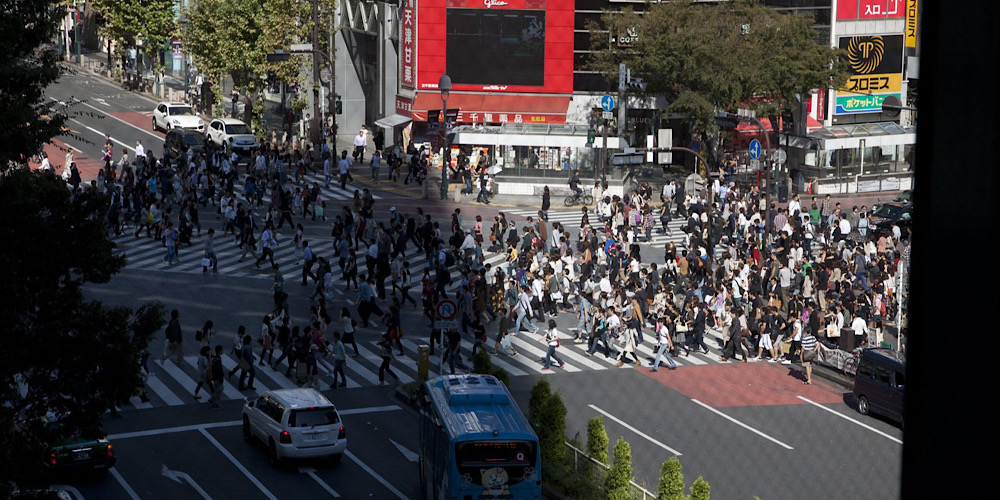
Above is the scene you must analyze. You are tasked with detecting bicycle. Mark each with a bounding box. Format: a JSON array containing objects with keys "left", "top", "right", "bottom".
[
  {"left": 563, "top": 193, "right": 594, "bottom": 207},
  {"left": 842, "top": 347, "right": 863, "bottom": 379}
]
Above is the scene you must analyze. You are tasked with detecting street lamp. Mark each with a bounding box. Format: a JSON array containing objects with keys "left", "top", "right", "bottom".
[{"left": 439, "top": 74, "right": 451, "bottom": 201}]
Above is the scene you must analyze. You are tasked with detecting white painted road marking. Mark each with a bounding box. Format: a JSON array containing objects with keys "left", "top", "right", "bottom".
[
  {"left": 162, "top": 464, "right": 213, "bottom": 499},
  {"left": 345, "top": 450, "right": 409, "bottom": 500},
  {"left": 691, "top": 399, "right": 794, "bottom": 450},
  {"left": 109, "top": 468, "right": 142, "bottom": 500},
  {"left": 198, "top": 428, "right": 279, "bottom": 500},
  {"left": 797, "top": 396, "right": 903, "bottom": 444},
  {"left": 588, "top": 404, "right": 682, "bottom": 456}
]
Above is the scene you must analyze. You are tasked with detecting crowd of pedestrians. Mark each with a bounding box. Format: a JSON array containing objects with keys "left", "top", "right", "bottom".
[{"left": 58, "top": 129, "right": 910, "bottom": 407}]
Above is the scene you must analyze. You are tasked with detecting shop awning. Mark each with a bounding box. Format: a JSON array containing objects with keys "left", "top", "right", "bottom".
[
  {"left": 374, "top": 114, "right": 412, "bottom": 128},
  {"left": 735, "top": 115, "right": 823, "bottom": 133},
  {"left": 410, "top": 92, "right": 570, "bottom": 125},
  {"left": 450, "top": 124, "right": 629, "bottom": 149}
]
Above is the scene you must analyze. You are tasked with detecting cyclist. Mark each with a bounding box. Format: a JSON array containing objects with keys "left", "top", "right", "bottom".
[{"left": 569, "top": 169, "right": 583, "bottom": 200}]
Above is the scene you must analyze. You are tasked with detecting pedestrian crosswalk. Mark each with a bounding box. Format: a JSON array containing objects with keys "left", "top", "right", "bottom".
[
  {"left": 231, "top": 170, "right": 382, "bottom": 205},
  {"left": 119, "top": 321, "right": 747, "bottom": 412},
  {"left": 111, "top": 226, "right": 510, "bottom": 289},
  {"left": 502, "top": 208, "right": 695, "bottom": 251}
]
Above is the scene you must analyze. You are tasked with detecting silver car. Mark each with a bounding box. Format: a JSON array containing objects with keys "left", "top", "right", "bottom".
[{"left": 242, "top": 388, "right": 347, "bottom": 465}]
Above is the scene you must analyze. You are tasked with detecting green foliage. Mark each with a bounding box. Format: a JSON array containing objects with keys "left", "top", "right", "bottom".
[
  {"left": 605, "top": 437, "right": 634, "bottom": 500},
  {"left": 0, "top": 170, "right": 165, "bottom": 495},
  {"left": 0, "top": 0, "right": 64, "bottom": 169},
  {"left": 586, "top": 416, "right": 610, "bottom": 466},
  {"left": 659, "top": 456, "right": 686, "bottom": 500},
  {"left": 528, "top": 378, "right": 552, "bottom": 431},
  {"left": 690, "top": 476, "right": 710, "bottom": 500},
  {"left": 470, "top": 350, "right": 509, "bottom": 387},
  {"left": 538, "top": 392, "right": 567, "bottom": 469},
  {"left": 91, "top": 0, "right": 176, "bottom": 69},
  {"left": 472, "top": 348, "right": 492, "bottom": 373},
  {"left": 588, "top": 0, "right": 850, "bottom": 131}
]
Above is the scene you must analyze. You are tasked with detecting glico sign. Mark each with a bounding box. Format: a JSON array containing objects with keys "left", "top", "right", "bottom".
[{"left": 413, "top": 0, "right": 574, "bottom": 94}]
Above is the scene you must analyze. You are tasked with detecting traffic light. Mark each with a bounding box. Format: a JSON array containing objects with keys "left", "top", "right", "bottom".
[
  {"left": 335, "top": 96, "right": 342, "bottom": 115},
  {"left": 625, "top": 77, "right": 647, "bottom": 92},
  {"left": 587, "top": 127, "right": 596, "bottom": 147}
]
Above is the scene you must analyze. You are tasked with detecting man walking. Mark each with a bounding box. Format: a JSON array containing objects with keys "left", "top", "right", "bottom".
[
  {"left": 161, "top": 309, "right": 184, "bottom": 365},
  {"left": 650, "top": 317, "right": 677, "bottom": 371},
  {"left": 202, "top": 228, "right": 218, "bottom": 273},
  {"left": 338, "top": 150, "right": 350, "bottom": 189},
  {"left": 329, "top": 331, "right": 347, "bottom": 388},
  {"left": 254, "top": 222, "right": 277, "bottom": 269},
  {"left": 208, "top": 344, "right": 225, "bottom": 409}
]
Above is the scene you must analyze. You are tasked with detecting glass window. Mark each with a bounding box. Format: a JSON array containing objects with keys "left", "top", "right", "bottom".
[
  {"left": 288, "top": 408, "right": 340, "bottom": 427},
  {"left": 857, "top": 358, "right": 874, "bottom": 378},
  {"left": 225, "top": 123, "right": 253, "bottom": 135},
  {"left": 169, "top": 106, "right": 195, "bottom": 116},
  {"left": 875, "top": 366, "right": 891, "bottom": 385}
]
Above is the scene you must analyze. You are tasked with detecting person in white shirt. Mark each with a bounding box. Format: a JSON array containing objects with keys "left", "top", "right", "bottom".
[
  {"left": 540, "top": 320, "right": 565, "bottom": 370},
  {"left": 838, "top": 213, "right": 852, "bottom": 240},
  {"left": 514, "top": 286, "right": 539, "bottom": 334},
  {"left": 254, "top": 222, "right": 277, "bottom": 268},
  {"left": 782, "top": 311, "right": 803, "bottom": 365},
  {"left": 851, "top": 315, "right": 869, "bottom": 346},
  {"left": 788, "top": 194, "right": 801, "bottom": 217},
  {"left": 38, "top": 154, "right": 52, "bottom": 171},
  {"left": 352, "top": 128, "right": 368, "bottom": 164},
  {"left": 134, "top": 140, "right": 145, "bottom": 160}
]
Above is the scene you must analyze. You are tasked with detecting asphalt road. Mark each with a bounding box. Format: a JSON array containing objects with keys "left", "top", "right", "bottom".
[
  {"left": 59, "top": 388, "right": 418, "bottom": 500},
  {"left": 509, "top": 370, "right": 902, "bottom": 499}
]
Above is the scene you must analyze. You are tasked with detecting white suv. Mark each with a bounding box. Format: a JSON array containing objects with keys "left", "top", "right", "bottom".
[
  {"left": 242, "top": 388, "right": 347, "bottom": 465},
  {"left": 206, "top": 118, "right": 258, "bottom": 154},
  {"left": 152, "top": 102, "right": 205, "bottom": 132}
]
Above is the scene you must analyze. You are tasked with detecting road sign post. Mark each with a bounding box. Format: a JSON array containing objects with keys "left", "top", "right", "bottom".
[{"left": 434, "top": 299, "right": 458, "bottom": 330}]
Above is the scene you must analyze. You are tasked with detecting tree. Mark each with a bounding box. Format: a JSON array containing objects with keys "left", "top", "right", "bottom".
[
  {"left": 605, "top": 437, "right": 634, "bottom": 500},
  {"left": 0, "top": 0, "right": 65, "bottom": 169},
  {"left": 589, "top": 0, "right": 850, "bottom": 164},
  {"left": 690, "top": 476, "right": 711, "bottom": 500},
  {"left": 538, "top": 391, "right": 567, "bottom": 466},
  {"left": 90, "top": 0, "right": 176, "bottom": 70},
  {"left": 586, "top": 416, "right": 609, "bottom": 466},
  {"left": 528, "top": 378, "right": 552, "bottom": 431},
  {"left": 0, "top": 170, "right": 165, "bottom": 495},
  {"left": 659, "top": 456, "right": 686, "bottom": 500}
]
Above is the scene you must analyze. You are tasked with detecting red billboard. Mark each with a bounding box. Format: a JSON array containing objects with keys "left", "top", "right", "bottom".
[
  {"left": 837, "top": 0, "right": 906, "bottom": 20},
  {"left": 414, "top": 0, "right": 574, "bottom": 94}
]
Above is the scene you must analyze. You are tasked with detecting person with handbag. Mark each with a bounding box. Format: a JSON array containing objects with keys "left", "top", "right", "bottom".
[
  {"left": 800, "top": 329, "right": 819, "bottom": 385},
  {"left": 650, "top": 317, "right": 677, "bottom": 371},
  {"left": 541, "top": 320, "right": 565, "bottom": 370}
]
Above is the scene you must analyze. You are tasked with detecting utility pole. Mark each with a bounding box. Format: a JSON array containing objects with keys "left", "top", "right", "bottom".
[
  {"left": 617, "top": 63, "right": 626, "bottom": 137},
  {"left": 310, "top": 0, "right": 322, "bottom": 146},
  {"left": 74, "top": 0, "right": 81, "bottom": 64}
]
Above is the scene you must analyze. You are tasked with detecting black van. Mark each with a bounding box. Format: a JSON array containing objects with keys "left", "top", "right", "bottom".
[{"left": 852, "top": 348, "right": 906, "bottom": 425}]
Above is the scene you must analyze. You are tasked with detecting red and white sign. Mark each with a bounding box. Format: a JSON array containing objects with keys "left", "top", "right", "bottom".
[
  {"left": 401, "top": 0, "right": 417, "bottom": 89},
  {"left": 837, "top": 0, "right": 905, "bottom": 20},
  {"left": 395, "top": 95, "right": 413, "bottom": 117},
  {"left": 444, "top": 0, "right": 546, "bottom": 9}
]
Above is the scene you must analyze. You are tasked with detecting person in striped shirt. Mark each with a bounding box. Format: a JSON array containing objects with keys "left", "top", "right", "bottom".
[{"left": 800, "top": 328, "right": 818, "bottom": 385}]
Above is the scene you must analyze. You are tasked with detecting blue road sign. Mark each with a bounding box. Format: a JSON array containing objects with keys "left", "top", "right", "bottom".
[
  {"left": 600, "top": 95, "right": 615, "bottom": 112},
  {"left": 749, "top": 139, "right": 762, "bottom": 160}
]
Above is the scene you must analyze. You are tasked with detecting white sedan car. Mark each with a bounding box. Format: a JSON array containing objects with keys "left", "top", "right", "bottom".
[
  {"left": 152, "top": 102, "right": 205, "bottom": 132},
  {"left": 206, "top": 118, "right": 258, "bottom": 154}
]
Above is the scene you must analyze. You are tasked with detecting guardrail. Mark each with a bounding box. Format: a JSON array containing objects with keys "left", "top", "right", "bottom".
[{"left": 564, "top": 441, "right": 657, "bottom": 500}]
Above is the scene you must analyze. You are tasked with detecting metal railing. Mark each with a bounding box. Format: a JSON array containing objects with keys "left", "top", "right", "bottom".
[{"left": 564, "top": 441, "right": 657, "bottom": 500}]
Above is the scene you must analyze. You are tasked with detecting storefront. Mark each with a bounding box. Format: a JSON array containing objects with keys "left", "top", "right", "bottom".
[
  {"left": 395, "top": 0, "right": 577, "bottom": 176},
  {"left": 786, "top": 122, "right": 916, "bottom": 195}
]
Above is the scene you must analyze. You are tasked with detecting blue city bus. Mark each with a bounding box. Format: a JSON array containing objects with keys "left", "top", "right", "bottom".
[{"left": 418, "top": 374, "right": 542, "bottom": 500}]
